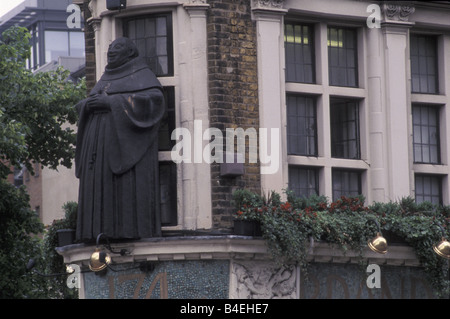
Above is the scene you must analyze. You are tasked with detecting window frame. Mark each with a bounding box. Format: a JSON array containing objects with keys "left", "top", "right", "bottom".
[
  {"left": 327, "top": 26, "right": 358, "bottom": 88},
  {"left": 284, "top": 21, "right": 316, "bottom": 84},
  {"left": 410, "top": 33, "right": 439, "bottom": 94},
  {"left": 415, "top": 174, "right": 443, "bottom": 206},
  {"left": 286, "top": 94, "right": 318, "bottom": 157},
  {"left": 330, "top": 98, "right": 361, "bottom": 160},
  {"left": 288, "top": 165, "right": 320, "bottom": 198},
  {"left": 122, "top": 12, "right": 174, "bottom": 77},
  {"left": 412, "top": 103, "right": 441, "bottom": 164},
  {"left": 122, "top": 12, "right": 177, "bottom": 226},
  {"left": 332, "top": 169, "right": 362, "bottom": 201}
]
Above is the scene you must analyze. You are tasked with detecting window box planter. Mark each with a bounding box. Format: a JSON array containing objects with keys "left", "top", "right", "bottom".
[
  {"left": 57, "top": 229, "right": 76, "bottom": 247},
  {"left": 234, "top": 220, "right": 262, "bottom": 237}
]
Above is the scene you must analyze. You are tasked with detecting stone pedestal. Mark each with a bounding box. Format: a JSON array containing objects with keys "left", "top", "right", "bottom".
[{"left": 56, "top": 235, "right": 440, "bottom": 299}]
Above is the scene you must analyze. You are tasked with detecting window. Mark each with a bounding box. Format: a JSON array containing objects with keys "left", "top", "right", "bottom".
[
  {"left": 330, "top": 99, "right": 360, "bottom": 159},
  {"left": 159, "top": 161, "right": 177, "bottom": 226},
  {"left": 284, "top": 22, "right": 315, "bottom": 83},
  {"left": 27, "top": 24, "right": 40, "bottom": 70},
  {"left": 123, "top": 13, "right": 173, "bottom": 77},
  {"left": 332, "top": 169, "right": 361, "bottom": 201},
  {"left": 159, "top": 86, "right": 176, "bottom": 151},
  {"left": 328, "top": 27, "right": 358, "bottom": 87},
  {"left": 410, "top": 34, "right": 438, "bottom": 94},
  {"left": 415, "top": 174, "right": 442, "bottom": 205},
  {"left": 123, "top": 13, "right": 177, "bottom": 226},
  {"left": 289, "top": 166, "right": 319, "bottom": 198},
  {"left": 44, "top": 30, "right": 85, "bottom": 63},
  {"left": 286, "top": 95, "right": 317, "bottom": 156},
  {"left": 412, "top": 104, "right": 440, "bottom": 164}
]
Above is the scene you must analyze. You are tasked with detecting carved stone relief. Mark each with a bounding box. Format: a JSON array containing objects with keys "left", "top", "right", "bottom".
[
  {"left": 382, "top": 3, "right": 415, "bottom": 22},
  {"left": 252, "top": 0, "right": 285, "bottom": 10},
  {"left": 230, "top": 261, "right": 297, "bottom": 299}
]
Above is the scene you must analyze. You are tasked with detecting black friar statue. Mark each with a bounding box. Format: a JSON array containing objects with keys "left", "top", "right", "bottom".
[{"left": 75, "top": 37, "right": 165, "bottom": 242}]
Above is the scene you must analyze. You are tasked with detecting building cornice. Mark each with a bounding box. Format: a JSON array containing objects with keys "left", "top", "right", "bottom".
[{"left": 57, "top": 236, "right": 422, "bottom": 268}]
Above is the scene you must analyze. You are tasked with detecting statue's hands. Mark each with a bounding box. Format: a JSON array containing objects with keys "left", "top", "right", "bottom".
[{"left": 87, "top": 94, "right": 110, "bottom": 112}]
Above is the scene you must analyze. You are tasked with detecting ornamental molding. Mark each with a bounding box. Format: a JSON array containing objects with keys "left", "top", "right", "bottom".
[
  {"left": 382, "top": 3, "right": 415, "bottom": 22},
  {"left": 253, "top": 0, "right": 285, "bottom": 9},
  {"left": 184, "top": 0, "right": 210, "bottom": 11},
  {"left": 87, "top": 16, "right": 102, "bottom": 32},
  {"left": 230, "top": 261, "right": 297, "bottom": 299},
  {"left": 251, "top": 0, "right": 286, "bottom": 11},
  {"left": 251, "top": 0, "right": 287, "bottom": 19}
]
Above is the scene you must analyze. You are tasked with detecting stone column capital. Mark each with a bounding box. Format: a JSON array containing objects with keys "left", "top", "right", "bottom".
[
  {"left": 381, "top": 2, "right": 415, "bottom": 27},
  {"left": 183, "top": 0, "right": 210, "bottom": 14},
  {"left": 251, "top": 0, "right": 287, "bottom": 19}
]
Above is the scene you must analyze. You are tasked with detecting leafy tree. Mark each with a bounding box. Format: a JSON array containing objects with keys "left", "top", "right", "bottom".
[
  {"left": 0, "top": 26, "right": 86, "bottom": 298},
  {"left": 0, "top": 26, "right": 85, "bottom": 178},
  {"left": 0, "top": 180, "right": 45, "bottom": 298}
]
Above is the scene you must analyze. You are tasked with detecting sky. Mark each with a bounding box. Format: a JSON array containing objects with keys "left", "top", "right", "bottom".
[{"left": 0, "top": 0, "right": 25, "bottom": 20}]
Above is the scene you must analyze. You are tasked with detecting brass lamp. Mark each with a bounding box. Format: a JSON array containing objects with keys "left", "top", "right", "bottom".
[
  {"left": 368, "top": 232, "right": 388, "bottom": 254},
  {"left": 89, "top": 233, "right": 113, "bottom": 272},
  {"left": 89, "top": 247, "right": 111, "bottom": 272},
  {"left": 433, "top": 238, "right": 450, "bottom": 259},
  {"left": 432, "top": 224, "right": 450, "bottom": 260},
  {"left": 367, "top": 219, "right": 388, "bottom": 254}
]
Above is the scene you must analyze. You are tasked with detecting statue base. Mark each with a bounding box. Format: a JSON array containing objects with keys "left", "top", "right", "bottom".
[{"left": 56, "top": 234, "right": 441, "bottom": 299}]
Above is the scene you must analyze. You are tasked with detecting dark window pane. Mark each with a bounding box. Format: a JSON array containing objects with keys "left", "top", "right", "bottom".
[
  {"left": 285, "top": 22, "right": 315, "bottom": 83},
  {"left": 412, "top": 104, "right": 440, "bottom": 164},
  {"left": 330, "top": 99, "right": 360, "bottom": 159},
  {"left": 159, "top": 87, "right": 176, "bottom": 151},
  {"left": 287, "top": 95, "right": 317, "bottom": 156},
  {"left": 332, "top": 169, "right": 361, "bottom": 201},
  {"left": 289, "top": 166, "right": 319, "bottom": 198},
  {"left": 415, "top": 174, "right": 442, "bottom": 205},
  {"left": 159, "top": 161, "right": 177, "bottom": 226},
  {"left": 123, "top": 14, "right": 177, "bottom": 225},
  {"left": 410, "top": 34, "right": 438, "bottom": 94},
  {"left": 328, "top": 27, "right": 358, "bottom": 87},
  {"left": 123, "top": 13, "right": 173, "bottom": 77}
]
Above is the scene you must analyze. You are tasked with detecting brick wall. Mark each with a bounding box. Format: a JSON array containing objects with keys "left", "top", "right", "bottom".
[{"left": 207, "top": 0, "right": 261, "bottom": 229}]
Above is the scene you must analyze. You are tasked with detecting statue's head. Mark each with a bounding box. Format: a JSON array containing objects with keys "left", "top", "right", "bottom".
[{"left": 106, "top": 37, "right": 139, "bottom": 69}]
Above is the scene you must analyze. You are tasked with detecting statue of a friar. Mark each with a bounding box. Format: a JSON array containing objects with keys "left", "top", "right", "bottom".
[{"left": 74, "top": 37, "right": 165, "bottom": 242}]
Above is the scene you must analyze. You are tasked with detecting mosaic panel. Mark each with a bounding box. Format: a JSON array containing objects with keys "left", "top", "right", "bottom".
[
  {"left": 83, "top": 260, "right": 229, "bottom": 299},
  {"left": 300, "top": 263, "right": 439, "bottom": 299}
]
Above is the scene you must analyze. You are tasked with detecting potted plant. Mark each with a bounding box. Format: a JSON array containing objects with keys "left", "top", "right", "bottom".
[
  {"left": 232, "top": 189, "right": 265, "bottom": 236},
  {"left": 54, "top": 201, "right": 78, "bottom": 247}
]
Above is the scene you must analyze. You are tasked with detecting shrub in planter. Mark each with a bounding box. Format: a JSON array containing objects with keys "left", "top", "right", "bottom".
[
  {"left": 231, "top": 189, "right": 450, "bottom": 297},
  {"left": 41, "top": 201, "right": 78, "bottom": 299}
]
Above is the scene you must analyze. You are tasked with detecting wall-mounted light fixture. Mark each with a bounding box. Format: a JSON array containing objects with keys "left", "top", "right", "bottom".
[
  {"left": 366, "top": 218, "right": 388, "bottom": 254},
  {"left": 26, "top": 258, "right": 76, "bottom": 277},
  {"left": 89, "top": 233, "right": 129, "bottom": 273},
  {"left": 433, "top": 224, "right": 450, "bottom": 260},
  {"left": 89, "top": 247, "right": 112, "bottom": 272}
]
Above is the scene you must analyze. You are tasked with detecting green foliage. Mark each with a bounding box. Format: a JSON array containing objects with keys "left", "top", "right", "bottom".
[
  {"left": 232, "top": 189, "right": 450, "bottom": 297},
  {"left": 41, "top": 202, "right": 78, "bottom": 299},
  {"left": 0, "top": 26, "right": 86, "bottom": 178},
  {"left": 0, "top": 26, "right": 85, "bottom": 298},
  {"left": 0, "top": 179, "right": 45, "bottom": 298}
]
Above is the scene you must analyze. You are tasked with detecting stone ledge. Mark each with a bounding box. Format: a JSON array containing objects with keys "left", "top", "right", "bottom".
[{"left": 56, "top": 235, "right": 421, "bottom": 267}]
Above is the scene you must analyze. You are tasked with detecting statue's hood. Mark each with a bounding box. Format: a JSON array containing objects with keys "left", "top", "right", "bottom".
[{"left": 90, "top": 57, "right": 162, "bottom": 95}]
